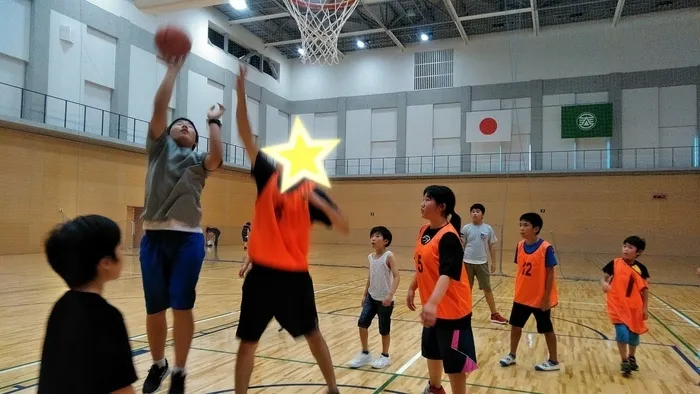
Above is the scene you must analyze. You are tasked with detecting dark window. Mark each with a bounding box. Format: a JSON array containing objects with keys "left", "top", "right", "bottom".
[
  {"left": 228, "top": 39, "right": 250, "bottom": 58},
  {"left": 208, "top": 27, "right": 225, "bottom": 50}
]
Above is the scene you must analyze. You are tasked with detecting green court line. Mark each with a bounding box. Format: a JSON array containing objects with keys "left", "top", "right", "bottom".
[
  {"left": 649, "top": 310, "right": 699, "bottom": 359},
  {"left": 188, "top": 346, "right": 542, "bottom": 394},
  {"left": 651, "top": 292, "right": 700, "bottom": 327}
]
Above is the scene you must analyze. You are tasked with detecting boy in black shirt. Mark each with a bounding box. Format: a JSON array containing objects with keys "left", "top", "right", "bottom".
[{"left": 38, "top": 215, "right": 137, "bottom": 394}]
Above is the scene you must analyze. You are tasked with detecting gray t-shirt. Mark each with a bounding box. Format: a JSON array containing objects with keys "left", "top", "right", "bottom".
[
  {"left": 461, "top": 223, "right": 497, "bottom": 265},
  {"left": 141, "top": 132, "right": 210, "bottom": 229}
]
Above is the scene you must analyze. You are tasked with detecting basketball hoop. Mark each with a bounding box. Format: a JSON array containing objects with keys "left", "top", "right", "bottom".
[{"left": 281, "top": 0, "right": 360, "bottom": 65}]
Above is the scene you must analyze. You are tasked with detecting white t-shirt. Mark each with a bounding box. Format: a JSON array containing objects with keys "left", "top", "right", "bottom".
[{"left": 461, "top": 223, "right": 497, "bottom": 265}]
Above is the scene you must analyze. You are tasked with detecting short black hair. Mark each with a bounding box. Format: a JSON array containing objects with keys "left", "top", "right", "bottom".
[
  {"left": 370, "top": 226, "right": 393, "bottom": 247},
  {"left": 44, "top": 214, "right": 121, "bottom": 289},
  {"left": 624, "top": 236, "right": 646, "bottom": 251},
  {"left": 519, "top": 212, "right": 543, "bottom": 235},
  {"left": 470, "top": 203, "right": 485, "bottom": 214}
]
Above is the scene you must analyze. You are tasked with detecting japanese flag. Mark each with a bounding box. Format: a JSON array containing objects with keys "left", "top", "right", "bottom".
[{"left": 466, "top": 110, "right": 512, "bottom": 142}]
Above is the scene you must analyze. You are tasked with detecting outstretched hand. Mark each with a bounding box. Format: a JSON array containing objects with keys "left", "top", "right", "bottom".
[
  {"left": 208, "top": 103, "right": 225, "bottom": 120},
  {"left": 165, "top": 55, "right": 187, "bottom": 73}
]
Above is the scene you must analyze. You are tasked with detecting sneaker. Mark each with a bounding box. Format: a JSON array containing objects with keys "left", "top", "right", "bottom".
[
  {"left": 423, "top": 383, "right": 446, "bottom": 394},
  {"left": 490, "top": 312, "right": 508, "bottom": 325},
  {"left": 169, "top": 371, "right": 185, "bottom": 394},
  {"left": 347, "top": 351, "right": 372, "bottom": 368},
  {"left": 499, "top": 353, "right": 516, "bottom": 367},
  {"left": 628, "top": 356, "right": 639, "bottom": 371},
  {"left": 371, "top": 354, "right": 391, "bottom": 369},
  {"left": 143, "top": 359, "right": 170, "bottom": 393},
  {"left": 620, "top": 360, "right": 632, "bottom": 377},
  {"left": 535, "top": 359, "right": 561, "bottom": 371}
]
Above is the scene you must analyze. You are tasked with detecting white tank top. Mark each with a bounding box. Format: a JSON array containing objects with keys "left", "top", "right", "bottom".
[{"left": 368, "top": 250, "right": 394, "bottom": 301}]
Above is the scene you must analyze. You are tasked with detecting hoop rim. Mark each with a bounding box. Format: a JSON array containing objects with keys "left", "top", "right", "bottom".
[{"left": 287, "top": 0, "right": 357, "bottom": 11}]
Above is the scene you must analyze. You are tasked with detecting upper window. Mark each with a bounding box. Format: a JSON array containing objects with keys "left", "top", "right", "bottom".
[{"left": 207, "top": 25, "right": 280, "bottom": 81}]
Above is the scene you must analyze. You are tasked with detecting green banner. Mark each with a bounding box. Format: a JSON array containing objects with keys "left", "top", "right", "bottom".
[{"left": 561, "top": 103, "right": 613, "bottom": 138}]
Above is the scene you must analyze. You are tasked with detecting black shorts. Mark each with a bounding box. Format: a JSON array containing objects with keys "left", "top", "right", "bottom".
[
  {"left": 236, "top": 264, "right": 318, "bottom": 342},
  {"left": 422, "top": 314, "right": 478, "bottom": 374},
  {"left": 358, "top": 295, "right": 394, "bottom": 336},
  {"left": 508, "top": 302, "right": 554, "bottom": 333}
]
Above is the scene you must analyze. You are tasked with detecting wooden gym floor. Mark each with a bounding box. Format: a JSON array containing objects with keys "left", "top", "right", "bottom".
[{"left": 0, "top": 245, "right": 698, "bottom": 393}]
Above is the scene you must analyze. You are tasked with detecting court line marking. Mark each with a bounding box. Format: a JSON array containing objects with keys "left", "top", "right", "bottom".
[
  {"left": 651, "top": 293, "right": 700, "bottom": 330},
  {"left": 648, "top": 310, "right": 699, "bottom": 360},
  {"left": 493, "top": 296, "right": 700, "bottom": 313},
  {"left": 372, "top": 351, "right": 423, "bottom": 394},
  {"left": 188, "top": 346, "right": 542, "bottom": 394},
  {"left": 0, "top": 277, "right": 361, "bottom": 377},
  {"left": 370, "top": 282, "right": 503, "bottom": 394}
]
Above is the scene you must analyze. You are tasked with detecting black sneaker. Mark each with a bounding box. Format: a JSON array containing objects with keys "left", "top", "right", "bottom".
[
  {"left": 620, "top": 360, "right": 632, "bottom": 377},
  {"left": 169, "top": 371, "right": 186, "bottom": 394},
  {"left": 628, "top": 356, "right": 639, "bottom": 371},
  {"left": 143, "top": 360, "right": 170, "bottom": 393}
]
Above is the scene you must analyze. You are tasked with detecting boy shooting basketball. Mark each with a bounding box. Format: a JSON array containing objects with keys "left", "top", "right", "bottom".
[
  {"left": 139, "top": 55, "right": 224, "bottom": 394},
  {"left": 499, "top": 212, "right": 560, "bottom": 371},
  {"left": 234, "top": 65, "right": 349, "bottom": 394},
  {"left": 460, "top": 203, "right": 508, "bottom": 325},
  {"left": 39, "top": 215, "right": 137, "bottom": 393},
  {"left": 601, "top": 236, "right": 650, "bottom": 377},
  {"left": 347, "top": 226, "right": 400, "bottom": 370}
]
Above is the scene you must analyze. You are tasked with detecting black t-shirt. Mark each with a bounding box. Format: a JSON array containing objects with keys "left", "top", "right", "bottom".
[
  {"left": 251, "top": 152, "right": 332, "bottom": 226},
  {"left": 38, "top": 291, "right": 137, "bottom": 393},
  {"left": 420, "top": 225, "right": 470, "bottom": 329},
  {"left": 602, "top": 260, "right": 650, "bottom": 280}
]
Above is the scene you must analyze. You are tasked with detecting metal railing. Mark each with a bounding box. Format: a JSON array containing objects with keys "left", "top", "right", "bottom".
[
  {"left": 324, "top": 145, "right": 699, "bottom": 175},
  {"left": 1, "top": 81, "right": 697, "bottom": 175}
]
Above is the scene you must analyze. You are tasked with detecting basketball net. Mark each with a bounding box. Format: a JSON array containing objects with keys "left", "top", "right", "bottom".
[{"left": 281, "top": 0, "right": 360, "bottom": 65}]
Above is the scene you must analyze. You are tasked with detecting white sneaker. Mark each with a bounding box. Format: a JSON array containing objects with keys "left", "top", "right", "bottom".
[
  {"left": 535, "top": 359, "right": 561, "bottom": 371},
  {"left": 347, "top": 352, "right": 372, "bottom": 368},
  {"left": 371, "top": 354, "right": 391, "bottom": 369},
  {"left": 499, "top": 354, "right": 516, "bottom": 367}
]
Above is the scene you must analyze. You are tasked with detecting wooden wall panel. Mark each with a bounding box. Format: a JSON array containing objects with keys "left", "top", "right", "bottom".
[
  {"left": 0, "top": 127, "right": 255, "bottom": 255},
  {"left": 313, "top": 174, "right": 700, "bottom": 257},
  {"left": 2, "top": 125, "right": 699, "bottom": 258}
]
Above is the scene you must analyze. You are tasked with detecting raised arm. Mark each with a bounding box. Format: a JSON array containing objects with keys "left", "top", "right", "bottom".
[
  {"left": 203, "top": 104, "right": 225, "bottom": 171},
  {"left": 235, "top": 65, "right": 259, "bottom": 164},
  {"left": 150, "top": 56, "right": 185, "bottom": 140}
]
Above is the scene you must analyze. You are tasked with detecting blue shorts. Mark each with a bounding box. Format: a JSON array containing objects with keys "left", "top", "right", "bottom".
[
  {"left": 614, "top": 324, "right": 640, "bottom": 346},
  {"left": 140, "top": 230, "right": 205, "bottom": 314}
]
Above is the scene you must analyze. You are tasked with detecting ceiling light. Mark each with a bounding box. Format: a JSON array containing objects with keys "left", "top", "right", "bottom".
[
  {"left": 229, "top": 0, "right": 248, "bottom": 11},
  {"left": 297, "top": 47, "right": 305, "bottom": 55},
  {"left": 420, "top": 33, "right": 429, "bottom": 41},
  {"left": 356, "top": 40, "right": 366, "bottom": 49}
]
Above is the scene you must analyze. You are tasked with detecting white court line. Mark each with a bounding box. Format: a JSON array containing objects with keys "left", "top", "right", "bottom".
[
  {"left": 652, "top": 294, "right": 700, "bottom": 330},
  {"left": 0, "top": 279, "right": 363, "bottom": 375},
  {"left": 396, "top": 351, "right": 423, "bottom": 374},
  {"left": 493, "top": 296, "right": 700, "bottom": 312},
  {"left": 0, "top": 361, "right": 40, "bottom": 375}
]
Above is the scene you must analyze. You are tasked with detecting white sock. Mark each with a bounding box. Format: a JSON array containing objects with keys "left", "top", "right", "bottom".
[
  {"left": 172, "top": 366, "right": 186, "bottom": 375},
  {"left": 154, "top": 358, "right": 166, "bottom": 368}
]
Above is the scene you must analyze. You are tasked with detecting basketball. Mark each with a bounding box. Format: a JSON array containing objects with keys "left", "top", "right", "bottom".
[{"left": 155, "top": 25, "right": 191, "bottom": 58}]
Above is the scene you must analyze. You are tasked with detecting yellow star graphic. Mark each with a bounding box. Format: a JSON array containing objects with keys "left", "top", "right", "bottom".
[{"left": 261, "top": 117, "right": 340, "bottom": 193}]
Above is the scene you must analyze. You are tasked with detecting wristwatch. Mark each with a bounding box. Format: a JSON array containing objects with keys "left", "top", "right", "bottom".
[{"left": 207, "top": 118, "right": 222, "bottom": 127}]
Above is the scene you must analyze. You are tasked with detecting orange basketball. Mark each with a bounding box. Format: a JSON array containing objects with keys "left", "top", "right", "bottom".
[{"left": 155, "top": 25, "right": 192, "bottom": 58}]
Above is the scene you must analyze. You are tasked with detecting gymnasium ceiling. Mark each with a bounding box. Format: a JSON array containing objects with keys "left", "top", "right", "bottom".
[{"left": 138, "top": 0, "right": 700, "bottom": 59}]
